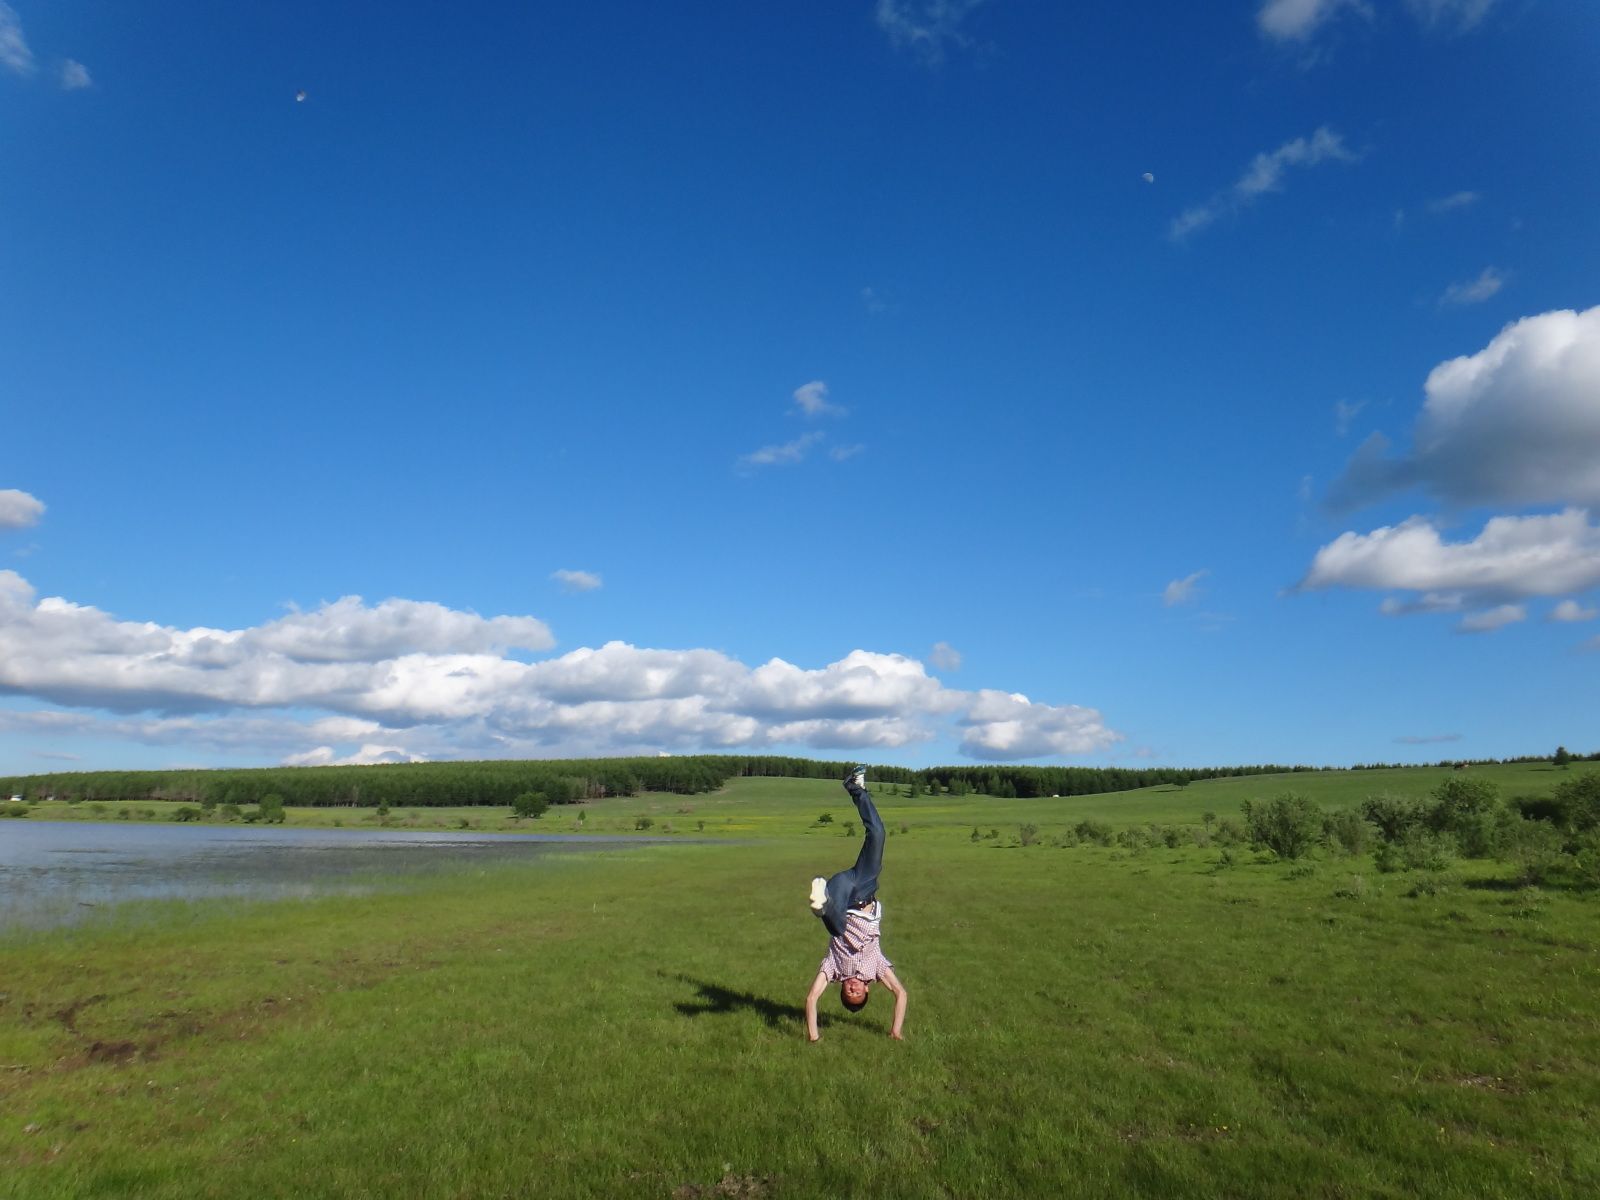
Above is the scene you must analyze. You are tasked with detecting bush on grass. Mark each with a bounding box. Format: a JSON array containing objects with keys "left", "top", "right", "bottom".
[
  {"left": 1073, "top": 819, "right": 1113, "bottom": 847},
  {"left": 1019, "top": 823, "right": 1040, "bottom": 847},
  {"left": 1374, "top": 827, "right": 1455, "bottom": 873},
  {"left": 1241, "top": 793, "right": 1322, "bottom": 860},
  {"left": 634, "top": 815, "right": 654, "bottom": 831},
  {"left": 1212, "top": 817, "right": 1247, "bottom": 847},
  {"left": 1322, "top": 808, "right": 1372, "bottom": 856},
  {"left": 173, "top": 806, "right": 203, "bottom": 822},
  {"left": 1424, "top": 776, "right": 1502, "bottom": 858},
  {"left": 1361, "top": 793, "right": 1426, "bottom": 842}
]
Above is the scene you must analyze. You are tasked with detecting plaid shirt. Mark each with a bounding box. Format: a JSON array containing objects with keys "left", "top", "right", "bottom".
[{"left": 819, "top": 901, "right": 893, "bottom": 982}]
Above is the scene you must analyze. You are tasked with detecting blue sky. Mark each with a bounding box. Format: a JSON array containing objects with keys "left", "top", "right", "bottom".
[{"left": 3, "top": 0, "right": 1598, "bottom": 774}]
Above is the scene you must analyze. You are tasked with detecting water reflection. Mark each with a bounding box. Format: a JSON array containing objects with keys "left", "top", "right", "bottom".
[{"left": 0, "top": 821, "right": 666, "bottom": 932}]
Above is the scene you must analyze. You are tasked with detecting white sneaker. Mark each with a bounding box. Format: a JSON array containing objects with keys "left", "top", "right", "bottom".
[{"left": 809, "top": 876, "right": 827, "bottom": 912}]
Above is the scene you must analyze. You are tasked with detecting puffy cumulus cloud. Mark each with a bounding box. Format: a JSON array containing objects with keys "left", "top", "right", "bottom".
[
  {"left": 1330, "top": 306, "right": 1600, "bottom": 511},
  {"left": 1170, "top": 128, "right": 1356, "bottom": 241},
  {"left": 0, "top": 489, "right": 45, "bottom": 529},
  {"left": 551, "top": 568, "right": 602, "bottom": 593},
  {"left": 249, "top": 596, "right": 553, "bottom": 662},
  {"left": 958, "top": 690, "right": 1120, "bottom": 761},
  {"left": 283, "top": 744, "right": 424, "bottom": 767},
  {"left": 1301, "top": 510, "right": 1600, "bottom": 603},
  {"left": 0, "top": 573, "right": 1120, "bottom": 762}
]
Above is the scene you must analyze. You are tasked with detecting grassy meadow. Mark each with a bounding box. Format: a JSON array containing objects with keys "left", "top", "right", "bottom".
[{"left": 3, "top": 766, "right": 1598, "bottom": 1198}]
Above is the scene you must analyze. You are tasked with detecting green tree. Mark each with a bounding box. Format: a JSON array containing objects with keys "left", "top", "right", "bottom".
[
  {"left": 512, "top": 792, "right": 548, "bottom": 819},
  {"left": 1554, "top": 745, "right": 1573, "bottom": 768},
  {"left": 259, "top": 793, "right": 286, "bottom": 825}
]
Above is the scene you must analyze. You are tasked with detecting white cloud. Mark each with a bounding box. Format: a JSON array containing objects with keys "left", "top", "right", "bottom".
[
  {"left": 250, "top": 595, "right": 554, "bottom": 661},
  {"left": 958, "top": 690, "right": 1119, "bottom": 760},
  {"left": 1257, "top": 0, "right": 1367, "bottom": 42},
  {"left": 59, "top": 58, "right": 90, "bottom": 89},
  {"left": 0, "top": 489, "right": 45, "bottom": 530},
  {"left": 1439, "top": 266, "right": 1504, "bottom": 307},
  {"left": 1170, "top": 127, "right": 1357, "bottom": 241},
  {"left": 1428, "top": 190, "right": 1480, "bottom": 213},
  {"left": 829, "top": 443, "right": 865, "bottom": 462},
  {"left": 1301, "top": 510, "right": 1600, "bottom": 602},
  {"left": 283, "top": 744, "right": 424, "bottom": 767},
  {"left": 1406, "top": 0, "right": 1497, "bottom": 32},
  {"left": 0, "top": 572, "right": 1121, "bottom": 762},
  {"left": 861, "top": 287, "right": 888, "bottom": 314},
  {"left": 1457, "top": 603, "right": 1525, "bottom": 633},
  {"left": 1163, "top": 570, "right": 1208, "bottom": 606},
  {"left": 1550, "top": 599, "right": 1597, "bottom": 622},
  {"left": 1380, "top": 591, "right": 1465, "bottom": 615},
  {"left": 0, "top": 2, "right": 34, "bottom": 75},
  {"left": 792, "top": 380, "right": 844, "bottom": 418},
  {"left": 738, "top": 431, "right": 824, "bottom": 469},
  {"left": 928, "top": 641, "right": 962, "bottom": 671},
  {"left": 1329, "top": 306, "right": 1600, "bottom": 511},
  {"left": 552, "top": 568, "right": 602, "bottom": 593},
  {"left": 876, "top": 0, "right": 986, "bottom": 64}
]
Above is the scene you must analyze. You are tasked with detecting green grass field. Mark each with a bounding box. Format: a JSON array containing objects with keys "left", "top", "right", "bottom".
[{"left": 4, "top": 767, "right": 1598, "bottom": 1197}]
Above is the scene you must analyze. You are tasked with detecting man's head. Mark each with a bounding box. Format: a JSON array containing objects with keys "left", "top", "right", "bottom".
[{"left": 840, "top": 978, "right": 870, "bottom": 1011}]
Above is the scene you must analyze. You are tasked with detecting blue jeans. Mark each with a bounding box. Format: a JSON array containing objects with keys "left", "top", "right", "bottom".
[{"left": 818, "top": 785, "right": 884, "bottom": 939}]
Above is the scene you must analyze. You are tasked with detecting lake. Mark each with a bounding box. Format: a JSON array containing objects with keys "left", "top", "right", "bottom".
[{"left": 0, "top": 820, "right": 670, "bottom": 932}]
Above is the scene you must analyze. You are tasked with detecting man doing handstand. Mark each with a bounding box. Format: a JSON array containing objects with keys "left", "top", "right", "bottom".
[{"left": 805, "top": 765, "right": 908, "bottom": 1041}]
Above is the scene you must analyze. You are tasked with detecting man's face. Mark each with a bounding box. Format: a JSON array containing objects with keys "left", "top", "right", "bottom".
[{"left": 841, "top": 978, "right": 869, "bottom": 1006}]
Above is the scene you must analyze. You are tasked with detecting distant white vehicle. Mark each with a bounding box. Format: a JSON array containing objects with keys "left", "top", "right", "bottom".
[{"left": 8, "top": 794, "right": 22, "bottom": 803}]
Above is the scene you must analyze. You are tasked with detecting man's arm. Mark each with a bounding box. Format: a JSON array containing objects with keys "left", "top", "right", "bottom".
[
  {"left": 878, "top": 965, "right": 908, "bottom": 1040},
  {"left": 804, "top": 970, "right": 829, "bottom": 1041}
]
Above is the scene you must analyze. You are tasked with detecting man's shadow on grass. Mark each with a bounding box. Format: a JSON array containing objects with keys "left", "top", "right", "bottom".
[{"left": 668, "top": 973, "right": 806, "bottom": 1028}]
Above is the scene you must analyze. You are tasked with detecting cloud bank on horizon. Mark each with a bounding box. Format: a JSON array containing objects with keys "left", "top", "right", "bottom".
[{"left": 0, "top": 569, "right": 1118, "bottom": 766}]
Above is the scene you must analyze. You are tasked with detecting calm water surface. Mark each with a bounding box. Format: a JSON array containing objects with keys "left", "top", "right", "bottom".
[{"left": 0, "top": 820, "right": 663, "bottom": 932}]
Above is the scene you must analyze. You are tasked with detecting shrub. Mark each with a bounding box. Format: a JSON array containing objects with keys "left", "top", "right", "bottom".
[
  {"left": 1115, "top": 827, "right": 1148, "bottom": 852},
  {"left": 117, "top": 807, "right": 131, "bottom": 820},
  {"left": 971, "top": 826, "right": 982, "bottom": 843},
  {"left": 1242, "top": 793, "right": 1322, "bottom": 860},
  {"left": 1332, "top": 874, "right": 1367, "bottom": 900},
  {"left": 1073, "top": 819, "right": 1113, "bottom": 847},
  {"left": 173, "top": 806, "right": 202, "bottom": 822},
  {"left": 512, "top": 792, "right": 549, "bottom": 819},
  {"left": 816, "top": 812, "right": 833, "bottom": 825},
  {"left": 1212, "top": 818, "right": 1246, "bottom": 847},
  {"left": 1019, "top": 823, "right": 1039, "bottom": 847},
  {"left": 218, "top": 802, "right": 241, "bottom": 821},
  {"left": 1501, "top": 816, "right": 1567, "bottom": 885},
  {"left": 1549, "top": 771, "right": 1600, "bottom": 834},
  {"left": 1375, "top": 828, "right": 1455, "bottom": 873},
  {"left": 1322, "top": 808, "right": 1372, "bottom": 856},
  {"left": 258, "top": 794, "right": 286, "bottom": 825},
  {"left": 1361, "top": 793, "right": 1426, "bottom": 842},
  {"left": 1160, "top": 826, "right": 1185, "bottom": 849},
  {"left": 634, "top": 815, "right": 654, "bottom": 831},
  {"left": 845, "top": 822, "right": 856, "bottom": 838},
  {"left": 986, "top": 828, "right": 1000, "bottom": 841},
  {"left": 375, "top": 803, "right": 390, "bottom": 818},
  {"left": 1425, "top": 776, "right": 1502, "bottom": 857}
]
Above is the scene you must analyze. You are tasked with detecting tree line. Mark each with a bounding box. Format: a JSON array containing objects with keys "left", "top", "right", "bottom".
[{"left": 3, "top": 749, "right": 1591, "bottom": 810}]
